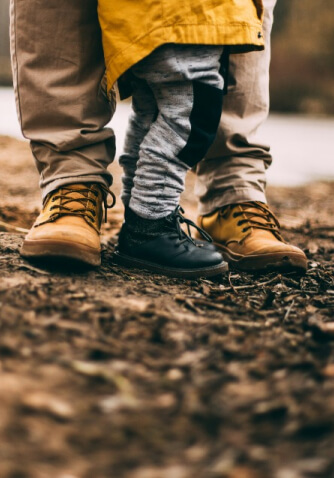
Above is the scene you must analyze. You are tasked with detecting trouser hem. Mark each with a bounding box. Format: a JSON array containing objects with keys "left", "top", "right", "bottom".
[
  {"left": 198, "top": 187, "right": 267, "bottom": 216},
  {"left": 41, "top": 175, "right": 111, "bottom": 201}
]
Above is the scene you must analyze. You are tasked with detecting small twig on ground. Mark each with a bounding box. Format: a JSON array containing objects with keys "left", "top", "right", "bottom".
[
  {"left": 175, "top": 294, "right": 234, "bottom": 313},
  {"left": 189, "top": 298, "right": 235, "bottom": 313},
  {"left": 281, "top": 276, "right": 300, "bottom": 288},
  {"left": 228, "top": 271, "right": 239, "bottom": 295},
  {"left": 219, "top": 274, "right": 281, "bottom": 293},
  {"left": 0, "top": 220, "right": 29, "bottom": 233},
  {"left": 283, "top": 299, "right": 295, "bottom": 322},
  {"left": 18, "top": 263, "right": 51, "bottom": 275}
]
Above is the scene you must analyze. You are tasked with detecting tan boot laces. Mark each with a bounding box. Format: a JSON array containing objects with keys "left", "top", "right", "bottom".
[
  {"left": 223, "top": 202, "right": 283, "bottom": 241},
  {"left": 36, "top": 184, "right": 116, "bottom": 232}
]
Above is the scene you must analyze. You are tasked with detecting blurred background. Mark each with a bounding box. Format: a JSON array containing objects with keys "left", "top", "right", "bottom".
[
  {"left": 1, "top": 0, "right": 334, "bottom": 185},
  {"left": 0, "top": 0, "right": 10, "bottom": 86}
]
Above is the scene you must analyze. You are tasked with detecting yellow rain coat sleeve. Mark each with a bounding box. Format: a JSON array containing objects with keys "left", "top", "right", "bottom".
[{"left": 98, "top": 0, "right": 264, "bottom": 91}]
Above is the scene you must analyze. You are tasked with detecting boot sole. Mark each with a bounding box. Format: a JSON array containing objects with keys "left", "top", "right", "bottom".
[
  {"left": 20, "top": 239, "right": 101, "bottom": 267},
  {"left": 113, "top": 251, "right": 228, "bottom": 279},
  {"left": 215, "top": 244, "right": 307, "bottom": 273}
]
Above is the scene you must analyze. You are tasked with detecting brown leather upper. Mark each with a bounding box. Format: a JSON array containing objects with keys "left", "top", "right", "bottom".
[
  {"left": 198, "top": 202, "right": 306, "bottom": 258},
  {"left": 25, "top": 184, "right": 113, "bottom": 250}
]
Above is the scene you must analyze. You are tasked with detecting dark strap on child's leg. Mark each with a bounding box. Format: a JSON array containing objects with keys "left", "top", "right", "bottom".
[
  {"left": 177, "top": 80, "right": 224, "bottom": 168},
  {"left": 220, "top": 46, "right": 230, "bottom": 96}
]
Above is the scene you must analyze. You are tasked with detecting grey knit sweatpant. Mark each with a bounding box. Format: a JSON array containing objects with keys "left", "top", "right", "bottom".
[{"left": 120, "top": 44, "right": 225, "bottom": 220}]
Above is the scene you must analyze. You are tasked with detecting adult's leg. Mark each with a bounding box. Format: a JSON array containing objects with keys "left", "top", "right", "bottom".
[
  {"left": 195, "top": 0, "right": 307, "bottom": 273},
  {"left": 195, "top": 0, "right": 277, "bottom": 215},
  {"left": 10, "top": 0, "right": 115, "bottom": 200},
  {"left": 11, "top": 0, "right": 116, "bottom": 266}
]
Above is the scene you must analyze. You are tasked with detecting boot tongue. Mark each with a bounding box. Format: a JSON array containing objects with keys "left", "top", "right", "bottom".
[
  {"left": 59, "top": 184, "right": 94, "bottom": 211},
  {"left": 239, "top": 202, "right": 283, "bottom": 241},
  {"left": 240, "top": 203, "right": 269, "bottom": 226}
]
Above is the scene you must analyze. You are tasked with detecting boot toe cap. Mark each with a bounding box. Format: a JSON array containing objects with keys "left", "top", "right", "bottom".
[{"left": 24, "top": 223, "right": 100, "bottom": 252}]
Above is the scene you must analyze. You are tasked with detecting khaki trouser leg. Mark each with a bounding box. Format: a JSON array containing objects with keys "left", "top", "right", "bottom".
[
  {"left": 10, "top": 0, "right": 115, "bottom": 200},
  {"left": 195, "top": 0, "right": 277, "bottom": 215}
]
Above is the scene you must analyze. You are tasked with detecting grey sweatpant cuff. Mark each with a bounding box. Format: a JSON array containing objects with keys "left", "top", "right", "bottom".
[
  {"left": 41, "top": 175, "right": 111, "bottom": 201},
  {"left": 198, "top": 187, "right": 267, "bottom": 216}
]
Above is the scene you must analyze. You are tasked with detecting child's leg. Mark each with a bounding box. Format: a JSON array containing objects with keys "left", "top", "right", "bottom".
[
  {"left": 115, "top": 44, "right": 227, "bottom": 278},
  {"left": 128, "top": 44, "right": 225, "bottom": 219},
  {"left": 119, "top": 80, "right": 158, "bottom": 207}
]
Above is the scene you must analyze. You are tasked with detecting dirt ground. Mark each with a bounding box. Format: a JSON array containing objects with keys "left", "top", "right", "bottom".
[{"left": 0, "top": 135, "right": 334, "bottom": 478}]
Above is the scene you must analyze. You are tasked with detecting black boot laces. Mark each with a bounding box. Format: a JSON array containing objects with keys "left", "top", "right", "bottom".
[
  {"left": 37, "top": 185, "right": 116, "bottom": 229},
  {"left": 226, "top": 201, "right": 283, "bottom": 240},
  {"left": 169, "top": 206, "right": 213, "bottom": 247}
]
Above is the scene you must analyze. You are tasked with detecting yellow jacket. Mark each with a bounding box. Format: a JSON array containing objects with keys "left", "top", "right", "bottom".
[{"left": 98, "top": 0, "right": 264, "bottom": 90}]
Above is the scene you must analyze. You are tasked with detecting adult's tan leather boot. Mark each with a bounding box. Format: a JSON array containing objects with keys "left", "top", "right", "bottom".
[
  {"left": 21, "top": 184, "right": 115, "bottom": 266},
  {"left": 197, "top": 202, "right": 307, "bottom": 272}
]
